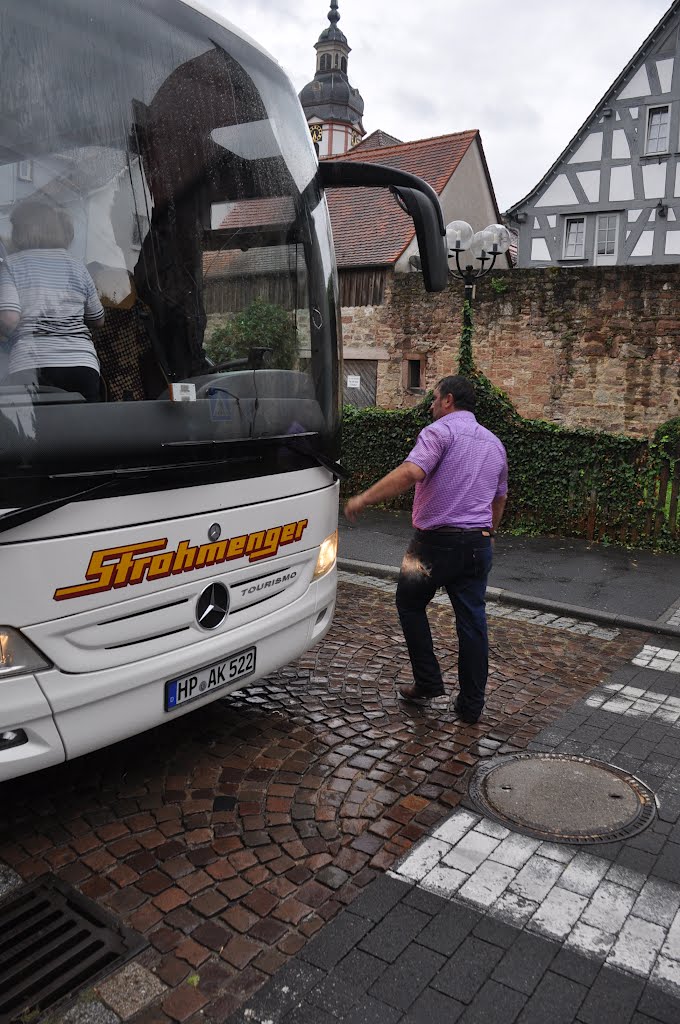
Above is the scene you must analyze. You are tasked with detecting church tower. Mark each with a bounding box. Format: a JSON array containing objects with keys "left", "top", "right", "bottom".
[{"left": 299, "top": 1, "right": 365, "bottom": 157}]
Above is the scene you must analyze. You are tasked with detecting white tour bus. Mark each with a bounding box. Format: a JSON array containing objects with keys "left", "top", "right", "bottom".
[{"left": 0, "top": 0, "right": 448, "bottom": 780}]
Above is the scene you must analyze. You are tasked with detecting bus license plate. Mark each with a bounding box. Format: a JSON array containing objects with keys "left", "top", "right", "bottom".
[{"left": 165, "top": 647, "right": 256, "bottom": 711}]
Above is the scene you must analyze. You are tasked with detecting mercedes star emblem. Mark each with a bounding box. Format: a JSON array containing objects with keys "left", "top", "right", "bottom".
[{"left": 196, "top": 582, "right": 229, "bottom": 630}]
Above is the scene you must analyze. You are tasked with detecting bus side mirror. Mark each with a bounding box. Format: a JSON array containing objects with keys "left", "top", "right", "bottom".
[
  {"left": 390, "top": 186, "right": 448, "bottom": 293},
  {"left": 318, "top": 161, "right": 449, "bottom": 293}
]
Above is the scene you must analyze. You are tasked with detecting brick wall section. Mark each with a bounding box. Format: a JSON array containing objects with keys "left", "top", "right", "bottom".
[{"left": 340, "top": 266, "right": 680, "bottom": 437}]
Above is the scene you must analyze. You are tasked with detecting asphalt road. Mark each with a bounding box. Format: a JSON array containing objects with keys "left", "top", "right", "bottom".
[{"left": 339, "top": 510, "right": 680, "bottom": 623}]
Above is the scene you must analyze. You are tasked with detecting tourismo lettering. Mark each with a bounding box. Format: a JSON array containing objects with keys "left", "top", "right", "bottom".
[
  {"left": 53, "top": 520, "right": 309, "bottom": 601},
  {"left": 240, "top": 571, "right": 297, "bottom": 598}
]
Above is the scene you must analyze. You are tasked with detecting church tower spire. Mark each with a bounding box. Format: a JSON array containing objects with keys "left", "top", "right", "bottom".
[
  {"left": 328, "top": 1, "right": 340, "bottom": 30},
  {"left": 299, "top": 2, "right": 365, "bottom": 157}
]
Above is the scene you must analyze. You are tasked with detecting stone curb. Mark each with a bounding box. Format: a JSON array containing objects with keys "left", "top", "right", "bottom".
[{"left": 338, "top": 557, "right": 680, "bottom": 640}]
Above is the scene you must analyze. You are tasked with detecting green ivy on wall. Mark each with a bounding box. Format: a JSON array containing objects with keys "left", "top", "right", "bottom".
[{"left": 458, "top": 299, "right": 474, "bottom": 378}]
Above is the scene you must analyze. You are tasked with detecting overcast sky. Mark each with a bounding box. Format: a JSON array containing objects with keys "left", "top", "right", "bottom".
[{"left": 204, "top": 0, "right": 672, "bottom": 211}]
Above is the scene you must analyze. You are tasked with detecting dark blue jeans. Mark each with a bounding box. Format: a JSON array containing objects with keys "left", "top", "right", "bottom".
[{"left": 395, "top": 530, "right": 493, "bottom": 715}]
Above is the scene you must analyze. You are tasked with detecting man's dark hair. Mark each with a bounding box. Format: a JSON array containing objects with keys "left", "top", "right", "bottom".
[{"left": 437, "top": 375, "right": 476, "bottom": 412}]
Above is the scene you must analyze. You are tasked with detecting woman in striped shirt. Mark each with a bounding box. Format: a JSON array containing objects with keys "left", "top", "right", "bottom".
[{"left": 0, "top": 201, "right": 105, "bottom": 402}]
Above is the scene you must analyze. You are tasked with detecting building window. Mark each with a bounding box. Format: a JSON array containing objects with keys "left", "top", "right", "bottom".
[
  {"left": 407, "top": 359, "right": 422, "bottom": 390},
  {"left": 334, "top": 54, "right": 339, "bottom": 68},
  {"left": 596, "top": 214, "right": 618, "bottom": 256},
  {"left": 17, "top": 160, "right": 33, "bottom": 182},
  {"left": 341, "top": 57, "right": 347, "bottom": 73},
  {"left": 563, "top": 216, "right": 586, "bottom": 259},
  {"left": 595, "top": 213, "right": 619, "bottom": 266},
  {"left": 646, "top": 105, "right": 670, "bottom": 154}
]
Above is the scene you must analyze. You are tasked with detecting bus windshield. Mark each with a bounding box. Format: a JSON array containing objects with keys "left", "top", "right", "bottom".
[{"left": 0, "top": 0, "right": 339, "bottom": 505}]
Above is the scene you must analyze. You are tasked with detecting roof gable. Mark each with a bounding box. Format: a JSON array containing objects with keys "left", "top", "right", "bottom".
[
  {"left": 324, "top": 130, "right": 477, "bottom": 268},
  {"left": 353, "top": 129, "right": 403, "bottom": 150},
  {"left": 507, "top": 0, "right": 680, "bottom": 213}
]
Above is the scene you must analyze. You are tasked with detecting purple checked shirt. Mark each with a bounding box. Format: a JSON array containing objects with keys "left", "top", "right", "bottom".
[{"left": 405, "top": 411, "right": 508, "bottom": 530}]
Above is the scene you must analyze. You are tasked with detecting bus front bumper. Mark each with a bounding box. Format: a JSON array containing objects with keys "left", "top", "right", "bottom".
[{"left": 0, "top": 570, "right": 336, "bottom": 783}]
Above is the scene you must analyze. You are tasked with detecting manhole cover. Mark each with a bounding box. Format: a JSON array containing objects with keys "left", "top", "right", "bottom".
[
  {"left": 468, "top": 752, "right": 656, "bottom": 844},
  {"left": 0, "top": 875, "right": 146, "bottom": 1023}
]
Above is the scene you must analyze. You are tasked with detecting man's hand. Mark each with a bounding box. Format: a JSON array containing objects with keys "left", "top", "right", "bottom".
[
  {"left": 344, "top": 495, "right": 366, "bottom": 523},
  {"left": 343, "top": 463, "right": 425, "bottom": 524}
]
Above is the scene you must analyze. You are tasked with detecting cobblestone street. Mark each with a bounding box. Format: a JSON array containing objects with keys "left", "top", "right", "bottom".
[{"left": 0, "top": 579, "right": 652, "bottom": 1022}]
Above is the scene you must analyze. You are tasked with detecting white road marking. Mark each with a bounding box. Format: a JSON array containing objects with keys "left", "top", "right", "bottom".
[
  {"left": 586, "top": 679, "right": 680, "bottom": 719},
  {"left": 631, "top": 645, "right": 680, "bottom": 672},
  {"left": 390, "top": 807, "right": 680, "bottom": 988}
]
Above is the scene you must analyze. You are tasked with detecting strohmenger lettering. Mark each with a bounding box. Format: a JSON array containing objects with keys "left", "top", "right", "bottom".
[{"left": 54, "top": 520, "right": 309, "bottom": 601}]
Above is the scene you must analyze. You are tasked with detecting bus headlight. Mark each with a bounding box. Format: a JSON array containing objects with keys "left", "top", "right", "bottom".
[
  {"left": 313, "top": 530, "right": 338, "bottom": 579},
  {"left": 0, "top": 628, "right": 50, "bottom": 679}
]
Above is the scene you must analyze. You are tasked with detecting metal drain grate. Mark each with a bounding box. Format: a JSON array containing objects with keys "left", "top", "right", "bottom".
[
  {"left": 468, "top": 752, "right": 657, "bottom": 844},
  {"left": 0, "top": 875, "right": 146, "bottom": 1023}
]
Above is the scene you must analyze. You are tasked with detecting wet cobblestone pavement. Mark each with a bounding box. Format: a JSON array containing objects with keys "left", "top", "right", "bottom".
[{"left": 0, "top": 580, "right": 648, "bottom": 1022}]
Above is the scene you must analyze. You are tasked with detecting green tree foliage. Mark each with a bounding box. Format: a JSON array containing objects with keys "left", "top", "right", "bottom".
[{"left": 205, "top": 298, "right": 298, "bottom": 369}]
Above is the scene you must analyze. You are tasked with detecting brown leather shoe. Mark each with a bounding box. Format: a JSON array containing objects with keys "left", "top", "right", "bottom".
[{"left": 399, "top": 684, "right": 446, "bottom": 703}]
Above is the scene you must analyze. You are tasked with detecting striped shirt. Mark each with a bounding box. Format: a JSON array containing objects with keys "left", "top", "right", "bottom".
[
  {"left": 0, "top": 249, "right": 104, "bottom": 375},
  {"left": 406, "top": 411, "right": 508, "bottom": 530}
]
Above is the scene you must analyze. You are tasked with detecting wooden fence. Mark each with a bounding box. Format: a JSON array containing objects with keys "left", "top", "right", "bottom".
[
  {"left": 338, "top": 268, "right": 387, "bottom": 308},
  {"left": 512, "top": 449, "right": 680, "bottom": 548},
  {"left": 204, "top": 274, "right": 300, "bottom": 314},
  {"left": 204, "top": 267, "right": 388, "bottom": 316}
]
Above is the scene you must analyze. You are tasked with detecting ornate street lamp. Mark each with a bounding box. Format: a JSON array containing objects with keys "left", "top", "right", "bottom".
[
  {"left": 446, "top": 220, "right": 512, "bottom": 302},
  {"left": 445, "top": 220, "right": 511, "bottom": 374}
]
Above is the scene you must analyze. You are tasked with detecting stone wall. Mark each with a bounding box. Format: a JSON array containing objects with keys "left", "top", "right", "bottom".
[{"left": 339, "top": 265, "right": 680, "bottom": 437}]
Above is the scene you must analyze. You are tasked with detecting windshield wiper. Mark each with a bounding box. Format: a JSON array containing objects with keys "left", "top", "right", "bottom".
[
  {"left": 0, "top": 473, "right": 148, "bottom": 535},
  {"left": 162, "top": 434, "right": 347, "bottom": 480},
  {"left": 0, "top": 451, "right": 269, "bottom": 534},
  {"left": 160, "top": 432, "right": 318, "bottom": 449},
  {"left": 279, "top": 437, "right": 347, "bottom": 480},
  {"left": 0, "top": 436, "right": 346, "bottom": 535}
]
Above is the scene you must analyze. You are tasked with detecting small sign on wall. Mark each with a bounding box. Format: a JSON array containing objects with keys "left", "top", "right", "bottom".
[{"left": 347, "top": 375, "right": 361, "bottom": 389}]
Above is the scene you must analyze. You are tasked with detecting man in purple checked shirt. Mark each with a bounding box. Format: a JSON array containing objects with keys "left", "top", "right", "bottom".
[{"left": 344, "top": 375, "right": 508, "bottom": 723}]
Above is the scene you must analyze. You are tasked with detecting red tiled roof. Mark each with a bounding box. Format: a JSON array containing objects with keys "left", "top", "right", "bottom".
[
  {"left": 218, "top": 196, "right": 295, "bottom": 229},
  {"left": 204, "top": 250, "right": 239, "bottom": 277},
  {"left": 204, "top": 197, "right": 296, "bottom": 277},
  {"left": 353, "top": 129, "right": 403, "bottom": 151},
  {"left": 323, "top": 131, "right": 478, "bottom": 268},
  {"left": 203, "top": 246, "right": 297, "bottom": 278}
]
